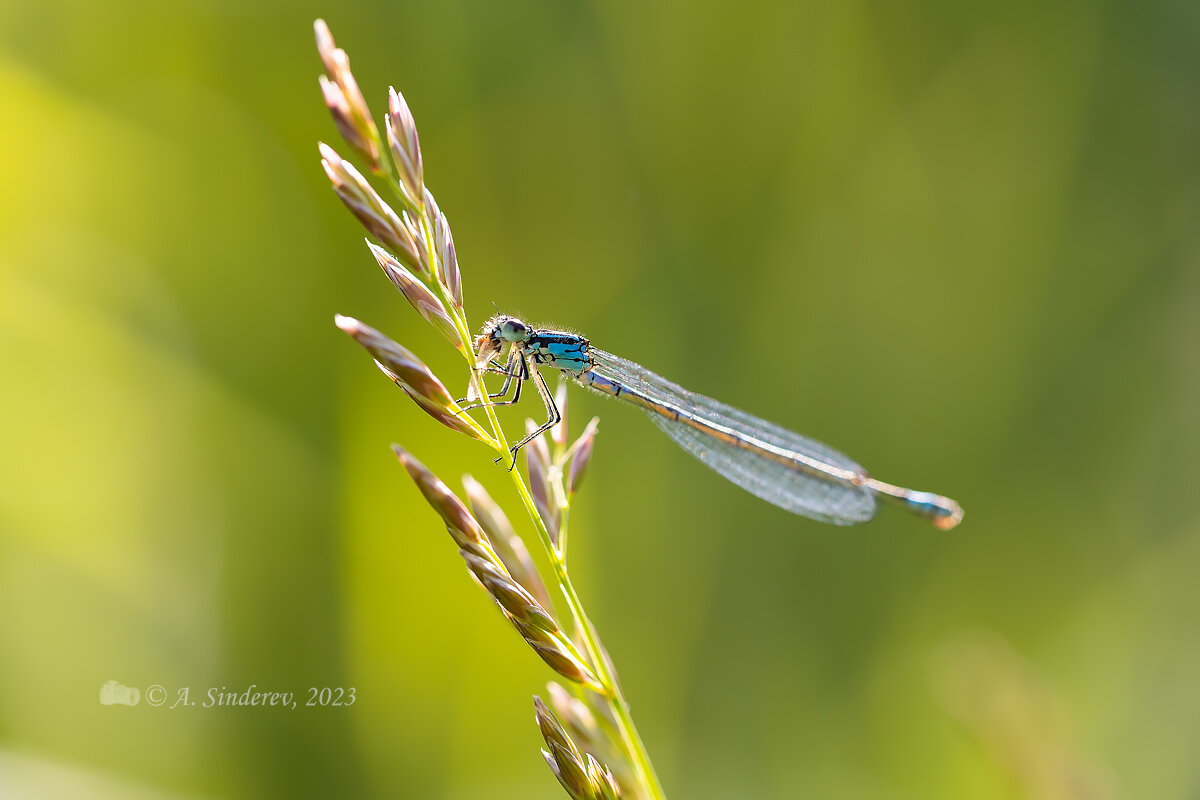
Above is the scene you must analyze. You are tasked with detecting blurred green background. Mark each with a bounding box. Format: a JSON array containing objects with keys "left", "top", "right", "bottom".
[{"left": 2, "top": 0, "right": 1198, "bottom": 797}]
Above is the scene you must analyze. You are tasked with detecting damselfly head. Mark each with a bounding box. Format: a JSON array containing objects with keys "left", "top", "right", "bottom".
[
  {"left": 474, "top": 315, "right": 531, "bottom": 366},
  {"left": 479, "top": 314, "right": 530, "bottom": 343},
  {"left": 495, "top": 316, "right": 531, "bottom": 343}
]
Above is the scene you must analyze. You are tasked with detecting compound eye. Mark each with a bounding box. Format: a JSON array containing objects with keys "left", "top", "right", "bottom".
[{"left": 502, "top": 319, "right": 528, "bottom": 340}]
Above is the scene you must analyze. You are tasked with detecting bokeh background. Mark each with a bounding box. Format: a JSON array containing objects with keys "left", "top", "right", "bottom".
[{"left": 2, "top": 0, "right": 1198, "bottom": 797}]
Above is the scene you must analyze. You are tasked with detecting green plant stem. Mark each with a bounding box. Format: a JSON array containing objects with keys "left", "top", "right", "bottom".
[
  {"left": 349, "top": 99, "right": 663, "bottom": 798},
  {"left": 400, "top": 183, "right": 665, "bottom": 799},
  {"left": 506, "top": 470, "right": 666, "bottom": 800},
  {"left": 558, "top": 501, "right": 571, "bottom": 560},
  {"left": 404, "top": 207, "right": 504, "bottom": 452}
]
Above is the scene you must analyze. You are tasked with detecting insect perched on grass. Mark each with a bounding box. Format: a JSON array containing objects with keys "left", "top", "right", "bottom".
[{"left": 470, "top": 314, "right": 964, "bottom": 529}]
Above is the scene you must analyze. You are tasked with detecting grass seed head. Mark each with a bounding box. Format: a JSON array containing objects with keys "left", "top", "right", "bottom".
[
  {"left": 586, "top": 754, "right": 622, "bottom": 800},
  {"left": 459, "top": 550, "right": 557, "bottom": 633},
  {"left": 335, "top": 316, "right": 482, "bottom": 438},
  {"left": 464, "top": 475, "right": 556, "bottom": 614},
  {"left": 314, "top": 20, "right": 382, "bottom": 171},
  {"left": 547, "top": 682, "right": 600, "bottom": 745},
  {"left": 432, "top": 203, "right": 462, "bottom": 309},
  {"left": 535, "top": 697, "right": 620, "bottom": 799},
  {"left": 367, "top": 242, "right": 461, "bottom": 348},
  {"left": 526, "top": 420, "right": 552, "bottom": 498},
  {"left": 552, "top": 382, "right": 570, "bottom": 451},
  {"left": 386, "top": 86, "right": 424, "bottom": 211},
  {"left": 521, "top": 630, "right": 603, "bottom": 691},
  {"left": 567, "top": 418, "right": 600, "bottom": 495},
  {"left": 391, "top": 452, "right": 599, "bottom": 689},
  {"left": 320, "top": 143, "right": 424, "bottom": 273},
  {"left": 390, "top": 445, "right": 489, "bottom": 554}
]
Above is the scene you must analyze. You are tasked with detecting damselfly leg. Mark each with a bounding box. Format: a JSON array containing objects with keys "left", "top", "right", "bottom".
[
  {"left": 456, "top": 349, "right": 527, "bottom": 410},
  {"left": 505, "top": 362, "right": 560, "bottom": 455}
]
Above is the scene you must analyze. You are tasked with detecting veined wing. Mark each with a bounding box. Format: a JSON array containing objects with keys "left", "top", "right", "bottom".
[{"left": 581, "top": 348, "right": 876, "bottom": 525}]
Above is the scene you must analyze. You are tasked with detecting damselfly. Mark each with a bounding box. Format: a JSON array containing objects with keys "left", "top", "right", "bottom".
[{"left": 470, "top": 315, "right": 963, "bottom": 529}]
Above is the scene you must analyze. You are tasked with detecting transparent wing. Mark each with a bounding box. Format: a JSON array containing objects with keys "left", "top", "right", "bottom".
[{"left": 585, "top": 349, "right": 876, "bottom": 525}]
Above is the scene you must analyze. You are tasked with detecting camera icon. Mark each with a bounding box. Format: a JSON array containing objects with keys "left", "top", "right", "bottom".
[{"left": 99, "top": 680, "right": 141, "bottom": 706}]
